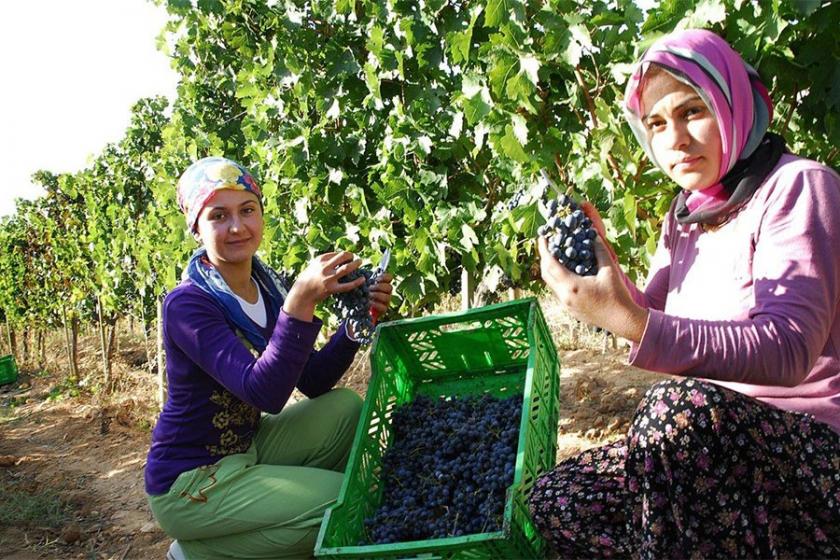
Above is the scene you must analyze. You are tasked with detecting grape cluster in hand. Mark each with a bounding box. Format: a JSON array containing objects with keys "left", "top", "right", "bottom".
[
  {"left": 537, "top": 195, "right": 598, "bottom": 276},
  {"left": 333, "top": 264, "right": 384, "bottom": 345},
  {"left": 506, "top": 189, "right": 526, "bottom": 210},
  {"left": 362, "top": 393, "right": 522, "bottom": 545}
]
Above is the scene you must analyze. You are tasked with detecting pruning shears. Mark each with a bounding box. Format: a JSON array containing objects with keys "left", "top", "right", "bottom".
[{"left": 370, "top": 248, "right": 391, "bottom": 325}]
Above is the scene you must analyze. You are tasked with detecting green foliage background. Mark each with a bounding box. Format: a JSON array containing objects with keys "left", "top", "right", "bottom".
[{"left": 2, "top": 0, "right": 838, "bottom": 338}]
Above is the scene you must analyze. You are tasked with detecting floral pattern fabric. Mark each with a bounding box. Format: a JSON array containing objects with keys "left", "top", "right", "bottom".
[
  {"left": 206, "top": 389, "right": 260, "bottom": 457},
  {"left": 529, "top": 378, "right": 840, "bottom": 559}
]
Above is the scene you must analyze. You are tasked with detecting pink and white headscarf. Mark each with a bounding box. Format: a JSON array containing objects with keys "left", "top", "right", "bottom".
[{"left": 623, "top": 29, "right": 777, "bottom": 219}]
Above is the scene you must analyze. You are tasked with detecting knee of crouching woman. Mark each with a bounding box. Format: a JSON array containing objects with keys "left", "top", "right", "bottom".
[
  {"left": 329, "top": 387, "right": 364, "bottom": 422},
  {"left": 627, "top": 378, "right": 725, "bottom": 457},
  {"left": 527, "top": 472, "right": 563, "bottom": 540}
]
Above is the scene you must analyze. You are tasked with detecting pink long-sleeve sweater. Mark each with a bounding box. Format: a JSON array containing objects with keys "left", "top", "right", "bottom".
[{"left": 625, "top": 154, "right": 840, "bottom": 434}]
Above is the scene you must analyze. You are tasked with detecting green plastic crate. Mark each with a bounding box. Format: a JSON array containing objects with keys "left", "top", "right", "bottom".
[
  {"left": 0, "top": 354, "right": 18, "bottom": 386},
  {"left": 315, "top": 298, "right": 560, "bottom": 559}
]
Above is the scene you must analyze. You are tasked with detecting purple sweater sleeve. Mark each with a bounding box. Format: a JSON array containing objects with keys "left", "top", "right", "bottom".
[
  {"left": 620, "top": 215, "right": 673, "bottom": 312},
  {"left": 606, "top": 200, "right": 678, "bottom": 312},
  {"left": 629, "top": 162, "right": 840, "bottom": 386},
  {"left": 296, "top": 322, "right": 360, "bottom": 398},
  {"left": 165, "top": 288, "right": 358, "bottom": 413}
]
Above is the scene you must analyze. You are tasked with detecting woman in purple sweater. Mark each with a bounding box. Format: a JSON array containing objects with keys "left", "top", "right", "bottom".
[
  {"left": 145, "top": 157, "right": 393, "bottom": 560},
  {"left": 529, "top": 30, "right": 840, "bottom": 557}
]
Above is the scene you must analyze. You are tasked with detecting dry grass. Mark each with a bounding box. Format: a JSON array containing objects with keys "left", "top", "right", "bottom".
[{"left": 0, "top": 328, "right": 168, "bottom": 559}]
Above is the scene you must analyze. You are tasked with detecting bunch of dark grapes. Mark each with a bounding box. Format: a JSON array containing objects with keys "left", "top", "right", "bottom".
[
  {"left": 449, "top": 265, "right": 462, "bottom": 296},
  {"left": 333, "top": 264, "right": 384, "bottom": 345},
  {"left": 537, "top": 194, "right": 598, "bottom": 276},
  {"left": 506, "top": 189, "right": 526, "bottom": 210},
  {"left": 361, "top": 393, "right": 522, "bottom": 545}
]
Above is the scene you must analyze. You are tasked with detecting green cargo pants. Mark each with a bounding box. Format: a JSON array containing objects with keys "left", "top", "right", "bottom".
[{"left": 148, "top": 388, "right": 363, "bottom": 559}]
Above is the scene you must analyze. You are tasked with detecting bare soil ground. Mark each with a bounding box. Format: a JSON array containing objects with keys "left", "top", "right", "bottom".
[{"left": 0, "top": 297, "right": 663, "bottom": 559}]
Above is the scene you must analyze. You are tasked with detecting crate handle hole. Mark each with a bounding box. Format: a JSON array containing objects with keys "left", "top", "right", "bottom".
[{"left": 439, "top": 321, "right": 483, "bottom": 333}]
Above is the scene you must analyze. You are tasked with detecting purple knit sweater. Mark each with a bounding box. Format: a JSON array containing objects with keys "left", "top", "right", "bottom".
[
  {"left": 144, "top": 280, "right": 360, "bottom": 495},
  {"left": 624, "top": 155, "right": 840, "bottom": 434}
]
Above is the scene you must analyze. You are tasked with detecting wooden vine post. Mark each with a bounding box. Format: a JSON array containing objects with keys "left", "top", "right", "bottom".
[
  {"left": 97, "top": 295, "right": 112, "bottom": 389},
  {"left": 460, "top": 268, "right": 476, "bottom": 311}
]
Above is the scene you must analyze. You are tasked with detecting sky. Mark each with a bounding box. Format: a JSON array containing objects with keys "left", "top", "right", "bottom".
[{"left": 0, "top": 0, "right": 179, "bottom": 217}]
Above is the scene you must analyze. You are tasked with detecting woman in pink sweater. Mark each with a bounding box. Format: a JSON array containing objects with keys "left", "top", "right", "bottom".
[{"left": 529, "top": 29, "right": 840, "bottom": 558}]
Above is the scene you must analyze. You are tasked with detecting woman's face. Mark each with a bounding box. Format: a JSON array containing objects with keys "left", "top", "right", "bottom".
[
  {"left": 194, "top": 189, "right": 263, "bottom": 267},
  {"left": 641, "top": 70, "right": 722, "bottom": 191}
]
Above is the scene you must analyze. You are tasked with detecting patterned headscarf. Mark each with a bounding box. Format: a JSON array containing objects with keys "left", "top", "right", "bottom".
[
  {"left": 176, "top": 157, "right": 262, "bottom": 233},
  {"left": 623, "top": 29, "right": 784, "bottom": 225}
]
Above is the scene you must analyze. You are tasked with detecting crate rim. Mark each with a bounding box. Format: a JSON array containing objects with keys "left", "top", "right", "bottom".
[
  {"left": 317, "top": 526, "right": 507, "bottom": 556},
  {"left": 372, "top": 297, "right": 538, "bottom": 332}
]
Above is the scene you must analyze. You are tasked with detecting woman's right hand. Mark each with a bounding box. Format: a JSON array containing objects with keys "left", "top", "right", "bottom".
[
  {"left": 283, "top": 251, "right": 366, "bottom": 322},
  {"left": 538, "top": 231, "right": 647, "bottom": 343}
]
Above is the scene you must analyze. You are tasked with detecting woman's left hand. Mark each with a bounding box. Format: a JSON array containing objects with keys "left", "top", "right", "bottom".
[
  {"left": 369, "top": 272, "right": 394, "bottom": 319},
  {"left": 538, "top": 235, "right": 648, "bottom": 343}
]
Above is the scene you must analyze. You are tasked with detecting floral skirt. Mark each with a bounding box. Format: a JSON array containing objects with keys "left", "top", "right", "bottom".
[{"left": 528, "top": 378, "right": 840, "bottom": 559}]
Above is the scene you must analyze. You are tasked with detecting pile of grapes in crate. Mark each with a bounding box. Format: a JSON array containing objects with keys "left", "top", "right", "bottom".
[{"left": 362, "top": 393, "right": 523, "bottom": 544}]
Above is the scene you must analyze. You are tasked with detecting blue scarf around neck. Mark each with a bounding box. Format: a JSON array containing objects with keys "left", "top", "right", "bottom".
[{"left": 184, "top": 248, "right": 289, "bottom": 354}]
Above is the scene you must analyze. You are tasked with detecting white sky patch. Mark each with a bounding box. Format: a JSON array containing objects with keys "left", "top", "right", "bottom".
[
  {"left": 448, "top": 111, "right": 464, "bottom": 138},
  {"left": 512, "top": 114, "right": 529, "bottom": 146},
  {"left": 0, "top": 0, "right": 178, "bottom": 217},
  {"left": 326, "top": 98, "right": 341, "bottom": 120},
  {"left": 328, "top": 167, "right": 344, "bottom": 184},
  {"left": 519, "top": 54, "right": 541, "bottom": 85},
  {"left": 417, "top": 135, "right": 433, "bottom": 155}
]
